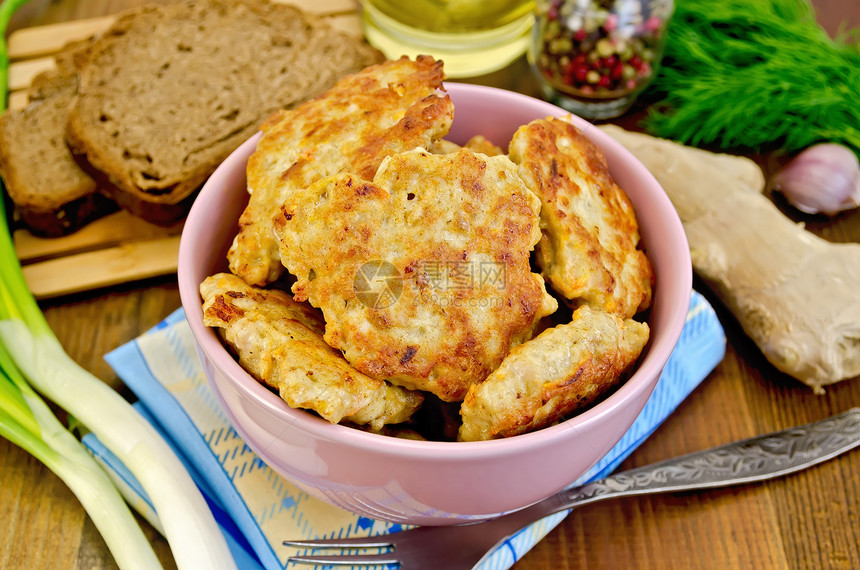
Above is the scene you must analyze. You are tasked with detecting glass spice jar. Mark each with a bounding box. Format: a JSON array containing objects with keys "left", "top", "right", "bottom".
[{"left": 530, "top": 0, "right": 674, "bottom": 119}]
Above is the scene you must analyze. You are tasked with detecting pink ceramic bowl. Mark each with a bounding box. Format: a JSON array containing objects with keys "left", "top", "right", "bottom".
[{"left": 178, "top": 82, "right": 691, "bottom": 526}]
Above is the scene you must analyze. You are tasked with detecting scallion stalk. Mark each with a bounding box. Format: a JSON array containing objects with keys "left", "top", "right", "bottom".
[
  {"left": 0, "top": 195, "right": 237, "bottom": 569},
  {"left": 0, "top": 341, "right": 162, "bottom": 570},
  {"left": 0, "top": 0, "right": 33, "bottom": 113},
  {"left": 0, "top": 3, "right": 166, "bottom": 567},
  {"left": 1, "top": 5, "right": 234, "bottom": 567}
]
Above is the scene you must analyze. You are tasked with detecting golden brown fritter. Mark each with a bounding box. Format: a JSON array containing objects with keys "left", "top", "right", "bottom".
[
  {"left": 509, "top": 117, "right": 653, "bottom": 318},
  {"left": 227, "top": 55, "right": 454, "bottom": 286},
  {"left": 200, "top": 272, "right": 423, "bottom": 431},
  {"left": 429, "top": 135, "right": 504, "bottom": 156},
  {"left": 463, "top": 135, "right": 504, "bottom": 156},
  {"left": 274, "top": 147, "right": 558, "bottom": 402},
  {"left": 458, "top": 305, "right": 649, "bottom": 441},
  {"left": 428, "top": 138, "right": 463, "bottom": 154}
]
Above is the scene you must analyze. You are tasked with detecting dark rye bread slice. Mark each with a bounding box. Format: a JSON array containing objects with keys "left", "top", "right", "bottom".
[
  {"left": 65, "top": 0, "right": 384, "bottom": 226},
  {"left": 0, "top": 44, "right": 118, "bottom": 237}
]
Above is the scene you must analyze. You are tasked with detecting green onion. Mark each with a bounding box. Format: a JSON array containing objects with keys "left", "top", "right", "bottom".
[
  {"left": 0, "top": 5, "right": 236, "bottom": 564},
  {"left": 0, "top": 200, "right": 237, "bottom": 570},
  {"left": 0, "top": 340, "right": 162, "bottom": 570},
  {"left": 642, "top": 0, "right": 860, "bottom": 158},
  {"left": 0, "top": 0, "right": 33, "bottom": 112}
]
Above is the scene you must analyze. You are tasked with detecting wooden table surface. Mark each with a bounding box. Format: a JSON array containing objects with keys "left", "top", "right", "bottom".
[{"left": 2, "top": 1, "right": 859, "bottom": 569}]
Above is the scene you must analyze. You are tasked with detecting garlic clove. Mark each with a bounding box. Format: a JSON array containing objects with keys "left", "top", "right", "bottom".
[{"left": 771, "top": 143, "right": 860, "bottom": 216}]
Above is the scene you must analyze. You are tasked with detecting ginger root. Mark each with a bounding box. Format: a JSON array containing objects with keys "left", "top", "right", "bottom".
[{"left": 600, "top": 124, "right": 860, "bottom": 392}]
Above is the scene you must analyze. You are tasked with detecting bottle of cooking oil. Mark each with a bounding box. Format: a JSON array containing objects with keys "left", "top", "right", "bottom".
[{"left": 359, "top": 0, "right": 536, "bottom": 78}]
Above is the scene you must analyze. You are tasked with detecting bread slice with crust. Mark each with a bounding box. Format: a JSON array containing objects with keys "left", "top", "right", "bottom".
[
  {"left": 65, "top": 0, "right": 384, "bottom": 226},
  {"left": 0, "top": 42, "right": 117, "bottom": 237}
]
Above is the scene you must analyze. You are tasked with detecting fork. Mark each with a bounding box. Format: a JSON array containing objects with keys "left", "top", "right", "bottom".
[{"left": 284, "top": 408, "right": 860, "bottom": 569}]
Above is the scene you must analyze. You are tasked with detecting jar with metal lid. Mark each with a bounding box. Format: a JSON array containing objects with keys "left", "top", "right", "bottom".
[{"left": 530, "top": 0, "right": 674, "bottom": 119}]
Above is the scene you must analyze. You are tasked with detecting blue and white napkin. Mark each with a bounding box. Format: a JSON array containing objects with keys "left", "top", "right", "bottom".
[{"left": 83, "top": 290, "right": 725, "bottom": 570}]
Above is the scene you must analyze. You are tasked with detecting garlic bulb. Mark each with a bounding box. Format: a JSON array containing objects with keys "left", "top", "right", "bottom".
[{"left": 771, "top": 143, "right": 860, "bottom": 216}]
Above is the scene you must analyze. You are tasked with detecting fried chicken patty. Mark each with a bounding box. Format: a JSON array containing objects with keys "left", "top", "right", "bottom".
[
  {"left": 228, "top": 55, "right": 454, "bottom": 286},
  {"left": 458, "top": 305, "right": 649, "bottom": 441},
  {"left": 200, "top": 273, "right": 423, "bottom": 430},
  {"left": 274, "top": 147, "right": 558, "bottom": 401},
  {"left": 430, "top": 135, "right": 504, "bottom": 156},
  {"left": 509, "top": 117, "right": 653, "bottom": 318}
]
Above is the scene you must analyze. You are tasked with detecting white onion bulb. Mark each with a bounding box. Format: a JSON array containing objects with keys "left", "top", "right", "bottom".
[{"left": 771, "top": 143, "right": 860, "bottom": 216}]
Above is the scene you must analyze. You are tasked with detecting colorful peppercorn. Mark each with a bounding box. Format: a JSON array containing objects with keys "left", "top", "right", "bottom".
[{"left": 533, "top": 0, "right": 672, "bottom": 100}]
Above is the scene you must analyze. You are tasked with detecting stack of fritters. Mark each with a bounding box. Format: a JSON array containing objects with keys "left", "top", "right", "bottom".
[
  {"left": 275, "top": 148, "right": 558, "bottom": 402},
  {"left": 201, "top": 273, "right": 423, "bottom": 431},
  {"left": 204, "top": 56, "right": 654, "bottom": 440}
]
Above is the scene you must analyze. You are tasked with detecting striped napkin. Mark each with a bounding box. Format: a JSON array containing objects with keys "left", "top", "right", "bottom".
[{"left": 84, "top": 290, "right": 724, "bottom": 570}]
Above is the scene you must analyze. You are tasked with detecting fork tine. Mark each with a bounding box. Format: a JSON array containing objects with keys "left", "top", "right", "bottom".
[
  {"left": 283, "top": 537, "right": 395, "bottom": 549},
  {"left": 287, "top": 552, "right": 399, "bottom": 567}
]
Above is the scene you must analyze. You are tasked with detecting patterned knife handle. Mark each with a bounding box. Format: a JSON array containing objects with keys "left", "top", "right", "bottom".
[{"left": 560, "top": 408, "right": 860, "bottom": 510}]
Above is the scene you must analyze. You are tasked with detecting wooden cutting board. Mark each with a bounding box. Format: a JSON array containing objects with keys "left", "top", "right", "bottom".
[{"left": 6, "top": 0, "right": 363, "bottom": 299}]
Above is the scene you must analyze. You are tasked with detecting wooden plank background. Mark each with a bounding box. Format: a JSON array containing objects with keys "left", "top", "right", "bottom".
[{"left": 2, "top": 2, "right": 859, "bottom": 570}]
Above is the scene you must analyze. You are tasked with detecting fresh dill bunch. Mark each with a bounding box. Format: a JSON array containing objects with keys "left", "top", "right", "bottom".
[{"left": 642, "top": 0, "right": 860, "bottom": 158}]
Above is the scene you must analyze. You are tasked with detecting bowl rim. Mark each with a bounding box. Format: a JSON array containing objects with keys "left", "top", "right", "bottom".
[{"left": 178, "top": 81, "right": 692, "bottom": 461}]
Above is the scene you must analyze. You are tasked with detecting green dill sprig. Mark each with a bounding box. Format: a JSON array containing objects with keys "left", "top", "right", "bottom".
[{"left": 642, "top": 0, "right": 860, "bottom": 158}]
